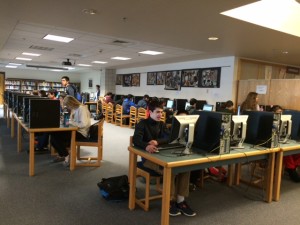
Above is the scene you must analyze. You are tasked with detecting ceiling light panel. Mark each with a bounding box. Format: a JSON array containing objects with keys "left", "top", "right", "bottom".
[
  {"left": 111, "top": 56, "right": 131, "bottom": 60},
  {"left": 22, "top": 52, "right": 41, "bottom": 56},
  {"left": 16, "top": 57, "right": 32, "bottom": 61},
  {"left": 43, "top": 34, "right": 74, "bottom": 43},
  {"left": 77, "top": 64, "right": 92, "bottom": 67},
  {"left": 92, "top": 61, "right": 108, "bottom": 64},
  {"left": 139, "top": 50, "right": 164, "bottom": 55}
]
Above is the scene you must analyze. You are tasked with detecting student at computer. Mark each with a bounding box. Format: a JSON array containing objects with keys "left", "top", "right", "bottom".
[
  {"left": 240, "top": 92, "right": 260, "bottom": 114},
  {"left": 219, "top": 100, "right": 234, "bottom": 114},
  {"left": 133, "top": 100, "right": 196, "bottom": 217},
  {"left": 122, "top": 94, "right": 136, "bottom": 114},
  {"left": 51, "top": 96, "right": 91, "bottom": 166},
  {"left": 186, "top": 98, "right": 197, "bottom": 115},
  {"left": 47, "top": 89, "right": 57, "bottom": 100},
  {"left": 136, "top": 94, "right": 150, "bottom": 109}
]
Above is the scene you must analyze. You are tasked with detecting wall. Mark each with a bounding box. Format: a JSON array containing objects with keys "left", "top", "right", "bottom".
[
  {"left": 79, "top": 70, "right": 101, "bottom": 95},
  {"left": 116, "top": 56, "right": 236, "bottom": 105}
]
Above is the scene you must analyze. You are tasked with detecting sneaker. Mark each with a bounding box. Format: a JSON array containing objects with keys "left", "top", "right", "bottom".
[
  {"left": 52, "top": 156, "right": 65, "bottom": 163},
  {"left": 286, "top": 168, "right": 300, "bottom": 182},
  {"left": 169, "top": 201, "right": 181, "bottom": 216},
  {"left": 177, "top": 201, "right": 196, "bottom": 217}
]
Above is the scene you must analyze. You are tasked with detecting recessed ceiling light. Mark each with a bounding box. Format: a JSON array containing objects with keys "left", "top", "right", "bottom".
[
  {"left": 8, "top": 63, "right": 22, "bottom": 66},
  {"left": 111, "top": 56, "right": 131, "bottom": 60},
  {"left": 208, "top": 37, "right": 219, "bottom": 41},
  {"left": 63, "top": 67, "right": 75, "bottom": 70},
  {"left": 22, "top": 52, "right": 41, "bottom": 56},
  {"left": 92, "top": 61, "right": 108, "bottom": 64},
  {"left": 77, "top": 64, "right": 92, "bottom": 67},
  {"left": 82, "top": 9, "right": 97, "bottom": 15},
  {"left": 5, "top": 65, "right": 17, "bottom": 68},
  {"left": 16, "top": 57, "right": 32, "bottom": 61},
  {"left": 138, "top": 50, "right": 164, "bottom": 55},
  {"left": 282, "top": 51, "right": 289, "bottom": 54},
  {"left": 51, "top": 69, "right": 64, "bottom": 72},
  {"left": 43, "top": 34, "right": 74, "bottom": 43}
]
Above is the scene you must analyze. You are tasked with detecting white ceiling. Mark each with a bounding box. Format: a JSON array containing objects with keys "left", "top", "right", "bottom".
[{"left": 0, "top": 0, "right": 299, "bottom": 73}]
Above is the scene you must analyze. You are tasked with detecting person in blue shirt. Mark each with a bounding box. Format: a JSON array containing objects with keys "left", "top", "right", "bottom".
[
  {"left": 137, "top": 94, "right": 149, "bottom": 109},
  {"left": 122, "top": 94, "right": 135, "bottom": 114}
]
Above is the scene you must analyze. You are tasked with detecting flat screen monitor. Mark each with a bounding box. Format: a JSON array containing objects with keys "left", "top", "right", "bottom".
[
  {"left": 216, "top": 102, "right": 226, "bottom": 112},
  {"left": 196, "top": 100, "right": 207, "bottom": 110},
  {"left": 16, "top": 94, "right": 30, "bottom": 117},
  {"left": 203, "top": 104, "right": 214, "bottom": 111},
  {"left": 231, "top": 115, "right": 248, "bottom": 149},
  {"left": 283, "top": 110, "right": 300, "bottom": 141},
  {"left": 166, "top": 100, "right": 174, "bottom": 109},
  {"left": 243, "top": 111, "right": 280, "bottom": 148},
  {"left": 113, "top": 94, "right": 124, "bottom": 102},
  {"left": 23, "top": 96, "right": 43, "bottom": 123},
  {"left": 192, "top": 111, "right": 231, "bottom": 154},
  {"left": 174, "top": 99, "right": 188, "bottom": 112},
  {"left": 279, "top": 115, "right": 292, "bottom": 143},
  {"left": 134, "top": 96, "right": 143, "bottom": 104},
  {"left": 185, "top": 102, "right": 191, "bottom": 110}
]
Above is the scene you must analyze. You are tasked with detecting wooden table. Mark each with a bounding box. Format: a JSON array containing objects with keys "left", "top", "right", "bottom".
[
  {"left": 128, "top": 144, "right": 279, "bottom": 225},
  {"left": 273, "top": 140, "right": 300, "bottom": 201},
  {"left": 13, "top": 114, "right": 78, "bottom": 176}
]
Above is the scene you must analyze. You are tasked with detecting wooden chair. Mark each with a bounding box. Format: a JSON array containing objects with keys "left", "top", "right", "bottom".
[
  {"left": 129, "top": 136, "right": 162, "bottom": 211},
  {"left": 160, "top": 111, "right": 166, "bottom": 123},
  {"left": 115, "top": 104, "right": 130, "bottom": 127},
  {"left": 137, "top": 108, "right": 148, "bottom": 123},
  {"left": 129, "top": 106, "right": 137, "bottom": 128},
  {"left": 74, "top": 119, "right": 104, "bottom": 167},
  {"left": 102, "top": 102, "right": 107, "bottom": 117},
  {"left": 105, "top": 102, "right": 114, "bottom": 123}
]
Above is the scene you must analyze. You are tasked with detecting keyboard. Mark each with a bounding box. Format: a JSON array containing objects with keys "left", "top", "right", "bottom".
[{"left": 157, "top": 143, "right": 185, "bottom": 150}]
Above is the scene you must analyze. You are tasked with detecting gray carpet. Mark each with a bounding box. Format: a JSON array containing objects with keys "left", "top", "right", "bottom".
[{"left": 0, "top": 115, "right": 300, "bottom": 225}]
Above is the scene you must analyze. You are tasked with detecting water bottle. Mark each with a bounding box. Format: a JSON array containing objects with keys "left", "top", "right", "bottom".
[{"left": 63, "top": 112, "right": 70, "bottom": 127}]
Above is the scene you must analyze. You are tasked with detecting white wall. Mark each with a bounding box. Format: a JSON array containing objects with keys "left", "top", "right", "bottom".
[
  {"left": 79, "top": 70, "right": 101, "bottom": 94},
  {"left": 116, "top": 56, "right": 236, "bottom": 105}
]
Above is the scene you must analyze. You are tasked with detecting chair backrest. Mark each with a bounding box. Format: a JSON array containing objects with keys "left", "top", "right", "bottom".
[
  {"left": 89, "top": 119, "right": 104, "bottom": 142},
  {"left": 137, "top": 108, "right": 147, "bottom": 122},
  {"left": 130, "top": 106, "right": 137, "bottom": 117},
  {"left": 115, "top": 104, "right": 123, "bottom": 115}
]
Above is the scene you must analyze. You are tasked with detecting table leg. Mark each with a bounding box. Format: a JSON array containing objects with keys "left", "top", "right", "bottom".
[
  {"left": 7, "top": 110, "right": 10, "bottom": 128},
  {"left": 273, "top": 151, "right": 283, "bottom": 201},
  {"left": 17, "top": 122, "right": 22, "bottom": 152},
  {"left": 234, "top": 163, "right": 241, "bottom": 185},
  {"left": 69, "top": 130, "right": 76, "bottom": 171},
  {"left": 11, "top": 114, "right": 15, "bottom": 138},
  {"left": 128, "top": 151, "right": 137, "bottom": 210},
  {"left": 29, "top": 132, "right": 35, "bottom": 176},
  {"left": 227, "top": 164, "right": 234, "bottom": 186},
  {"left": 264, "top": 152, "right": 275, "bottom": 203},
  {"left": 161, "top": 167, "right": 171, "bottom": 225}
]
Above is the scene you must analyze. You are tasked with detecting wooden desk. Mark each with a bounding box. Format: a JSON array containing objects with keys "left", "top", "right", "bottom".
[
  {"left": 84, "top": 101, "right": 98, "bottom": 114},
  {"left": 128, "top": 145, "right": 278, "bottom": 225},
  {"left": 273, "top": 140, "right": 300, "bottom": 201},
  {"left": 14, "top": 115, "right": 78, "bottom": 176}
]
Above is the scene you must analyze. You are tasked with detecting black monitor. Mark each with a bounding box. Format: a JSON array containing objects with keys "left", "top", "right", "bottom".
[
  {"left": 16, "top": 94, "right": 30, "bottom": 117},
  {"left": 4, "top": 91, "right": 9, "bottom": 104},
  {"left": 29, "top": 99, "right": 60, "bottom": 128},
  {"left": 113, "top": 94, "right": 124, "bottom": 102},
  {"left": 11, "top": 92, "right": 23, "bottom": 113},
  {"left": 203, "top": 104, "right": 214, "bottom": 111},
  {"left": 216, "top": 102, "right": 226, "bottom": 112},
  {"left": 174, "top": 99, "right": 188, "bottom": 112},
  {"left": 283, "top": 110, "right": 300, "bottom": 140},
  {"left": 134, "top": 96, "right": 144, "bottom": 104},
  {"left": 196, "top": 100, "right": 207, "bottom": 110},
  {"left": 243, "top": 111, "right": 280, "bottom": 148},
  {"left": 8, "top": 91, "right": 16, "bottom": 109},
  {"left": 192, "top": 111, "right": 231, "bottom": 154},
  {"left": 22, "top": 96, "right": 43, "bottom": 122}
]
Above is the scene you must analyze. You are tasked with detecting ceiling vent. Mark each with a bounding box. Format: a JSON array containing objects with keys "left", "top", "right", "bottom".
[
  {"left": 29, "top": 45, "right": 54, "bottom": 51},
  {"left": 111, "top": 40, "right": 132, "bottom": 46}
]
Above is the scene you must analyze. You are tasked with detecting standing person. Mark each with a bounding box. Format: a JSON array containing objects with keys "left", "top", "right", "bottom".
[
  {"left": 122, "top": 94, "right": 136, "bottom": 114},
  {"left": 240, "top": 92, "right": 260, "bottom": 114},
  {"left": 51, "top": 96, "right": 91, "bottom": 166},
  {"left": 137, "top": 94, "right": 149, "bottom": 109},
  {"left": 95, "top": 85, "right": 100, "bottom": 101},
  {"left": 133, "top": 100, "right": 196, "bottom": 217},
  {"left": 61, "top": 76, "right": 76, "bottom": 98}
]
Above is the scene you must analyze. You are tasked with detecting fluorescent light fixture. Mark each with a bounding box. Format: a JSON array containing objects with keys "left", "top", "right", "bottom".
[
  {"left": 208, "top": 37, "right": 219, "bottom": 41},
  {"left": 8, "top": 63, "right": 22, "bottom": 66},
  {"left": 221, "top": 0, "right": 300, "bottom": 37},
  {"left": 138, "top": 50, "right": 164, "bottom": 55},
  {"left": 51, "top": 69, "right": 64, "bottom": 72},
  {"left": 43, "top": 34, "right": 74, "bottom": 43},
  {"left": 64, "top": 67, "right": 75, "bottom": 70},
  {"left": 77, "top": 64, "right": 92, "bottom": 67},
  {"left": 22, "top": 52, "right": 41, "bottom": 56},
  {"left": 16, "top": 57, "right": 32, "bottom": 61},
  {"left": 92, "top": 61, "right": 108, "bottom": 64},
  {"left": 111, "top": 56, "right": 131, "bottom": 60},
  {"left": 5, "top": 65, "right": 17, "bottom": 68}
]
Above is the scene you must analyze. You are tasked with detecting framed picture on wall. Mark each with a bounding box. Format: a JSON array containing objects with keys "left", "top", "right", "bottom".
[
  {"left": 181, "top": 69, "right": 199, "bottom": 87},
  {"left": 198, "top": 67, "right": 221, "bottom": 88},
  {"left": 122, "top": 74, "right": 132, "bottom": 87},
  {"left": 131, "top": 73, "right": 140, "bottom": 86},
  {"left": 88, "top": 79, "right": 93, "bottom": 88},
  {"left": 116, "top": 74, "right": 122, "bottom": 85},
  {"left": 156, "top": 72, "right": 165, "bottom": 85},
  {"left": 147, "top": 72, "right": 157, "bottom": 85},
  {"left": 164, "top": 70, "right": 181, "bottom": 90}
]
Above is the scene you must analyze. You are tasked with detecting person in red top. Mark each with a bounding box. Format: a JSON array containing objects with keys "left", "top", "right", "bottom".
[
  {"left": 48, "top": 89, "right": 58, "bottom": 100},
  {"left": 103, "top": 92, "right": 114, "bottom": 104}
]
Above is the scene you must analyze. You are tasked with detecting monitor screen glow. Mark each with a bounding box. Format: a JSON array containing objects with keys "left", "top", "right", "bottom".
[{"left": 203, "top": 104, "right": 214, "bottom": 111}]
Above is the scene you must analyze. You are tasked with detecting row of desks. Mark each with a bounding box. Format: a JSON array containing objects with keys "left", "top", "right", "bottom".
[
  {"left": 128, "top": 140, "right": 300, "bottom": 225},
  {"left": 4, "top": 103, "right": 78, "bottom": 176}
]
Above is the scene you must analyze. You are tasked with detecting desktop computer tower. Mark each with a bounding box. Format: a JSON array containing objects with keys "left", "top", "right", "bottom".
[
  {"left": 29, "top": 99, "right": 60, "bottom": 128},
  {"left": 219, "top": 114, "right": 231, "bottom": 154}
]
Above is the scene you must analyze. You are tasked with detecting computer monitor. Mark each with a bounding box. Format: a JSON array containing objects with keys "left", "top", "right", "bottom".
[
  {"left": 166, "top": 100, "right": 174, "bottom": 109},
  {"left": 192, "top": 111, "right": 231, "bottom": 154},
  {"left": 169, "top": 115, "right": 199, "bottom": 155},
  {"left": 196, "top": 100, "right": 207, "bottom": 110},
  {"left": 113, "top": 94, "right": 124, "bottom": 102},
  {"left": 243, "top": 111, "right": 280, "bottom": 148},
  {"left": 134, "top": 96, "right": 143, "bottom": 104},
  {"left": 203, "top": 104, "right": 214, "bottom": 111},
  {"left": 23, "top": 96, "right": 43, "bottom": 122},
  {"left": 231, "top": 115, "right": 248, "bottom": 149},
  {"left": 283, "top": 110, "right": 300, "bottom": 141},
  {"left": 279, "top": 115, "right": 292, "bottom": 143},
  {"left": 185, "top": 102, "right": 191, "bottom": 110},
  {"left": 174, "top": 99, "right": 188, "bottom": 112},
  {"left": 216, "top": 102, "right": 226, "bottom": 112},
  {"left": 16, "top": 94, "right": 30, "bottom": 117}
]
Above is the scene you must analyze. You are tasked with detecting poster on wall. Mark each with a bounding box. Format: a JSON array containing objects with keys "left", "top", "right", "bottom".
[
  {"left": 198, "top": 67, "right": 221, "bottom": 88},
  {"left": 122, "top": 74, "right": 132, "bottom": 87},
  {"left": 156, "top": 72, "right": 165, "bottom": 85},
  {"left": 164, "top": 70, "right": 181, "bottom": 90},
  {"left": 116, "top": 74, "right": 123, "bottom": 85},
  {"left": 147, "top": 72, "right": 157, "bottom": 85},
  {"left": 181, "top": 69, "right": 199, "bottom": 87},
  {"left": 131, "top": 73, "right": 140, "bottom": 86}
]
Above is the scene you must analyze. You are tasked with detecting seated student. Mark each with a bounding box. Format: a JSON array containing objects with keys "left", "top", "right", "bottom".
[
  {"left": 122, "top": 94, "right": 136, "bottom": 114},
  {"left": 47, "top": 89, "right": 58, "bottom": 100},
  {"left": 219, "top": 100, "right": 234, "bottom": 114},
  {"left": 39, "top": 90, "right": 47, "bottom": 97},
  {"left": 270, "top": 105, "right": 300, "bottom": 182},
  {"left": 51, "top": 96, "right": 91, "bottom": 166},
  {"left": 133, "top": 100, "right": 196, "bottom": 217},
  {"left": 186, "top": 98, "right": 197, "bottom": 115},
  {"left": 137, "top": 94, "right": 150, "bottom": 109},
  {"left": 240, "top": 92, "right": 260, "bottom": 114},
  {"left": 103, "top": 92, "right": 114, "bottom": 104}
]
